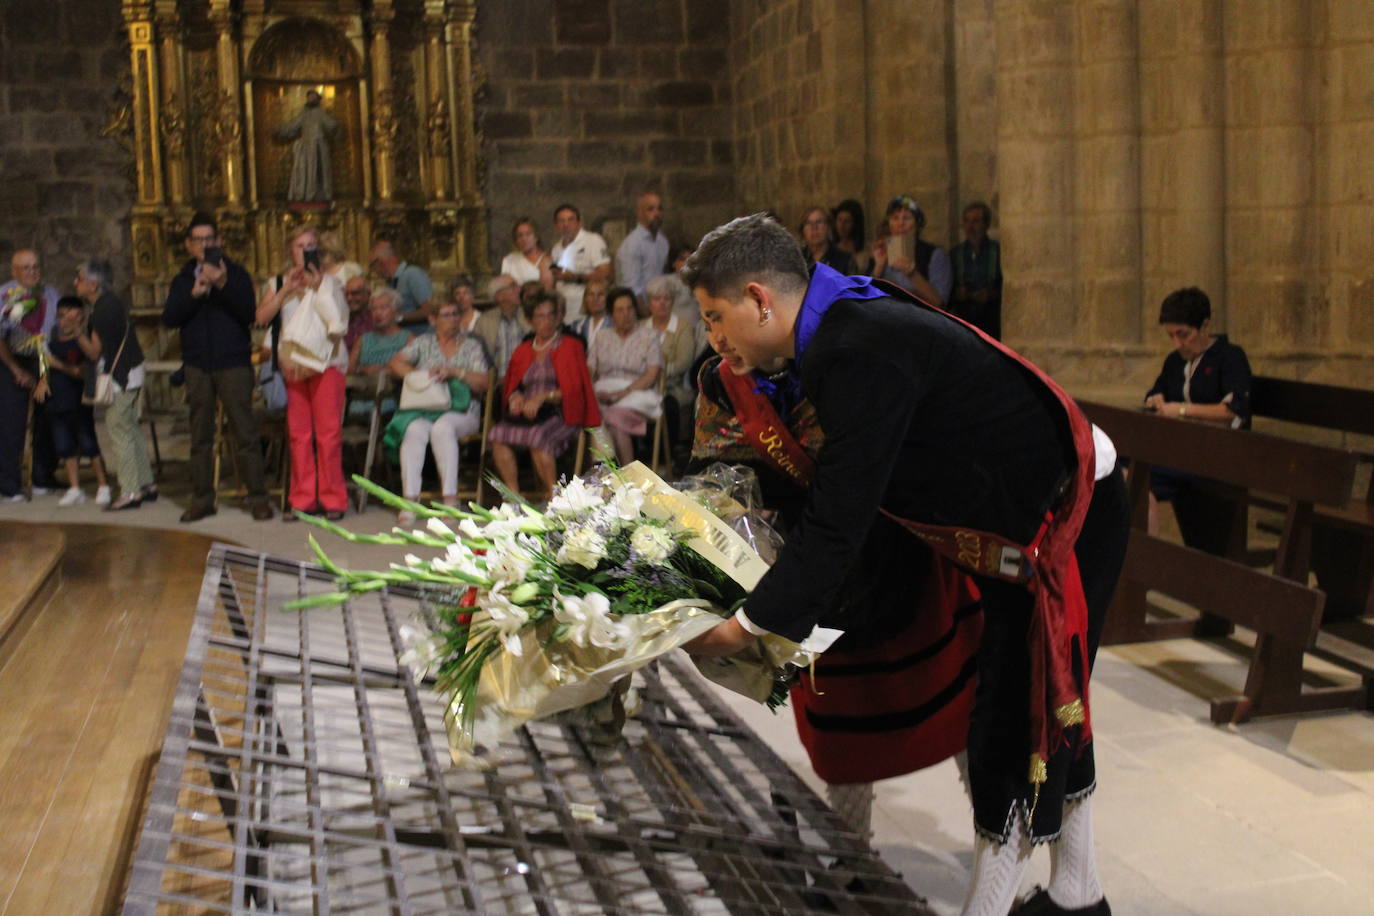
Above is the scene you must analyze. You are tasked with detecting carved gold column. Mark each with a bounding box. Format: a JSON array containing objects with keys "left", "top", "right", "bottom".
[
  {"left": 446, "top": 2, "right": 480, "bottom": 206},
  {"left": 208, "top": 0, "right": 245, "bottom": 206},
  {"left": 122, "top": 0, "right": 165, "bottom": 304},
  {"left": 422, "top": 2, "right": 452, "bottom": 201},
  {"left": 369, "top": 0, "right": 398, "bottom": 203},
  {"left": 153, "top": 1, "right": 187, "bottom": 206}
]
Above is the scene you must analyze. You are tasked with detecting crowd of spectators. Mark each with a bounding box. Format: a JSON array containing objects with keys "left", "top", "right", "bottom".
[{"left": 2, "top": 190, "right": 1245, "bottom": 527}]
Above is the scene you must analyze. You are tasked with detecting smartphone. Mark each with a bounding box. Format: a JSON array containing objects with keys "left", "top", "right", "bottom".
[
  {"left": 890, "top": 232, "right": 915, "bottom": 265},
  {"left": 303, "top": 247, "right": 321, "bottom": 271},
  {"left": 203, "top": 246, "right": 223, "bottom": 267}
]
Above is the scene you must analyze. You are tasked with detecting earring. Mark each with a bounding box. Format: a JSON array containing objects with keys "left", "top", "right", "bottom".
[{"left": 759, "top": 307, "right": 771, "bottom": 325}]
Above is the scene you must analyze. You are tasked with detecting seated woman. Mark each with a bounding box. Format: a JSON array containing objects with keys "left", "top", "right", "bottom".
[
  {"left": 642, "top": 274, "right": 697, "bottom": 450},
  {"left": 798, "top": 205, "right": 856, "bottom": 275},
  {"left": 385, "top": 300, "right": 491, "bottom": 518},
  {"left": 832, "top": 198, "right": 873, "bottom": 275},
  {"left": 489, "top": 290, "right": 600, "bottom": 501},
  {"left": 588, "top": 285, "right": 661, "bottom": 465},
  {"left": 1144, "top": 286, "right": 1253, "bottom": 555},
  {"left": 347, "top": 287, "right": 412, "bottom": 421}
]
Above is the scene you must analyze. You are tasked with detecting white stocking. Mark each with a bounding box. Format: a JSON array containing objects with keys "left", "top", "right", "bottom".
[
  {"left": 960, "top": 810, "right": 1033, "bottom": 916},
  {"left": 825, "top": 782, "right": 874, "bottom": 839},
  {"left": 1047, "top": 793, "right": 1102, "bottom": 908}
]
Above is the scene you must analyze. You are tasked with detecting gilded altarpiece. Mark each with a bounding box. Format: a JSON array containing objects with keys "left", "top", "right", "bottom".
[{"left": 120, "top": 0, "right": 486, "bottom": 315}]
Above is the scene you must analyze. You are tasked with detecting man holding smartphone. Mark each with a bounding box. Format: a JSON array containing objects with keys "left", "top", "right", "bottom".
[{"left": 162, "top": 211, "right": 274, "bottom": 522}]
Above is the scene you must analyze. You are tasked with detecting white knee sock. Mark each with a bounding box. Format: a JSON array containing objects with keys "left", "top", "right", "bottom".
[
  {"left": 1047, "top": 793, "right": 1102, "bottom": 908},
  {"left": 825, "top": 782, "right": 874, "bottom": 839},
  {"left": 961, "top": 811, "right": 1033, "bottom": 916}
]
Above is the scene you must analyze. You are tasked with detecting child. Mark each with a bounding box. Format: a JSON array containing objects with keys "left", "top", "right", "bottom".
[{"left": 35, "top": 296, "right": 110, "bottom": 506}]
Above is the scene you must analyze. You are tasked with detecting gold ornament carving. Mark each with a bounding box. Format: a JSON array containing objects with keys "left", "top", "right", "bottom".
[
  {"left": 372, "top": 89, "right": 399, "bottom": 156},
  {"left": 427, "top": 96, "right": 451, "bottom": 158},
  {"left": 160, "top": 93, "right": 187, "bottom": 159}
]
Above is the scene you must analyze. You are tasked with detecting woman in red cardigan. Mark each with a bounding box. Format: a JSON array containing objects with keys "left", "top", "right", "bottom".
[{"left": 489, "top": 289, "right": 601, "bottom": 500}]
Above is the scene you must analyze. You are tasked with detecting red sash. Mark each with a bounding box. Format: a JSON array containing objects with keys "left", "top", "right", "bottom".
[
  {"left": 871, "top": 280, "right": 1098, "bottom": 801},
  {"left": 717, "top": 364, "right": 816, "bottom": 486}
]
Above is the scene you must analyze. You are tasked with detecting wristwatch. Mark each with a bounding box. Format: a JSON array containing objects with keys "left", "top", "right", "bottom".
[{"left": 1178, "top": 404, "right": 1187, "bottom": 418}]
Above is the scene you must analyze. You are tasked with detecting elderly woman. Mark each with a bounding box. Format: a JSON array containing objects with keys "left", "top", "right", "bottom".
[
  {"left": 642, "top": 274, "right": 697, "bottom": 448},
  {"left": 488, "top": 290, "right": 600, "bottom": 501},
  {"left": 588, "top": 285, "right": 661, "bottom": 465},
  {"left": 799, "top": 206, "right": 856, "bottom": 275},
  {"left": 257, "top": 224, "right": 350, "bottom": 519},
  {"left": 498, "top": 216, "right": 555, "bottom": 290},
  {"left": 385, "top": 300, "right": 491, "bottom": 517},
  {"left": 871, "top": 194, "right": 949, "bottom": 306},
  {"left": 347, "top": 287, "right": 412, "bottom": 420}
]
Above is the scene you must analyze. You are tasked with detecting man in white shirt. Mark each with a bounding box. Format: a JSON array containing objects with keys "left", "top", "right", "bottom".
[
  {"left": 549, "top": 203, "right": 611, "bottom": 323},
  {"left": 615, "top": 191, "right": 669, "bottom": 300}
]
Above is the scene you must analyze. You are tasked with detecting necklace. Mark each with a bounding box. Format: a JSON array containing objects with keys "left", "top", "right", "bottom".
[{"left": 532, "top": 333, "right": 558, "bottom": 352}]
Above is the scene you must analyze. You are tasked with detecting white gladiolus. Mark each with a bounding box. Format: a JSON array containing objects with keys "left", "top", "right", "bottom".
[
  {"left": 404, "top": 553, "right": 424, "bottom": 567},
  {"left": 398, "top": 622, "right": 444, "bottom": 680},
  {"left": 458, "top": 518, "right": 484, "bottom": 539},
  {"left": 432, "top": 541, "right": 484, "bottom": 579},
  {"left": 486, "top": 536, "right": 535, "bottom": 585},
  {"left": 557, "top": 525, "right": 607, "bottom": 569},
  {"left": 630, "top": 524, "right": 675, "bottom": 565},
  {"left": 481, "top": 588, "right": 530, "bottom": 656},
  {"left": 549, "top": 476, "right": 604, "bottom": 515},
  {"left": 426, "top": 517, "right": 455, "bottom": 539}
]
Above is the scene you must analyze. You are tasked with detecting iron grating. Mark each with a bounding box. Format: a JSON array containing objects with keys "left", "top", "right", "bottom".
[{"left": 121, "top": 544, "right": 932, "bottom": 914}]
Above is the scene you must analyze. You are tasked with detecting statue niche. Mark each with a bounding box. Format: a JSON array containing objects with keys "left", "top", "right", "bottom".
[{"left": 248, "top": 19, "right": 363, "bottom": 207}]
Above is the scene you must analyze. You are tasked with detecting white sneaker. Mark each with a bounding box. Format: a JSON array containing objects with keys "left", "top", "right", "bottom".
[
  {"left": 58, "top": 487, "right": 87, "bottom": 507},
  {"left": 31, "top": 485, "right": 52, "bottom": 496},
  {"left": 95, "top": 485, "right": 112, "bottom": 506},
  {"left": 3, "top": 493, "right": 24, "bottom": 503}
]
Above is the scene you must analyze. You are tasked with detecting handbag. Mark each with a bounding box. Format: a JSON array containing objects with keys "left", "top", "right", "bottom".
[
  {"left": 399, "top": 370, "right": 450, "bottom": 411},
  {"left": 87, "top": 321, "right": 131, "bottom": 406}
]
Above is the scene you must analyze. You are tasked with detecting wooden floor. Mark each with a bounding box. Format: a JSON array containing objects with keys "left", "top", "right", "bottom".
[{"left": 0, "top": 523, "right": 227, "bottom": 916}]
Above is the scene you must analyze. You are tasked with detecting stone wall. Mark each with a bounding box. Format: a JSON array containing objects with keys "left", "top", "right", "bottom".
[
  {"left": 0, "top": 0, "right": 133, "bottom": 294},
  {"left": 475, "top": 0, "right": 736, "bottom": 272}
]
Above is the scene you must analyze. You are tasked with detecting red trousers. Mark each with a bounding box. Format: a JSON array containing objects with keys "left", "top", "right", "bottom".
[{"left": 285, "top": 368, "right": 347, "bottom": 512}]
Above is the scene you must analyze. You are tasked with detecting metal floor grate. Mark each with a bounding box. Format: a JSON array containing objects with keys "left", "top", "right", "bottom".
[{"left": 122, "top": 544, "right": 931, "bottom": 914}]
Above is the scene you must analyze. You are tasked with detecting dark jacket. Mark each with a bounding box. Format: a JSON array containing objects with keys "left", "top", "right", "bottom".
[
  {"left": 1145, "top": 334, "right": 1252, "bottom": 428},
  {"left": 91, "top": 290, "right": 144, "bottom": 387},
  {"left": 162, "top": 256, "right": 257, "bottom": 371}
]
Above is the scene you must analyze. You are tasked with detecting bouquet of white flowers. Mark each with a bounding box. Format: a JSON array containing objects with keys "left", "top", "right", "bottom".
[{"left": 290, "top": 462, "right": 840, "bottom": 764}]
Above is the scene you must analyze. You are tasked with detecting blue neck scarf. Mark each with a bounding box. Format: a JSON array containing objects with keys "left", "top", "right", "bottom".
[{"left": 791, "top": 263, "right": 891, "bottom": 374}]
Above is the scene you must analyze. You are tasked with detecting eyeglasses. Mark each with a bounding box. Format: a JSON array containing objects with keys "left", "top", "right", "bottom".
[{"left": 188, "top": 234, "right": 217, "bottom": 244}]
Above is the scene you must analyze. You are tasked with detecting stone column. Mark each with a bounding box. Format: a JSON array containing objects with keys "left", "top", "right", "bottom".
[
  {"left": 368, "top": 0, "right": 398, "bottom": 204},
  {"left": 1222, "top": 0, "right": 1318, "bottom": 352},
  {"left": 1138, "top": 0, "right": 1226, "bottom": 332},
  {"left": 1072, "top": 0, "right": 1142, "bottom": 346},
  {"left": 994, "top": 0, "right": 1076, "bottom": 343}
]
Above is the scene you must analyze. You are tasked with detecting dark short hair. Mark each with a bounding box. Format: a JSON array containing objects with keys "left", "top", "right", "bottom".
[
  {"left": 886, "top": 194, "right": 926, "bottom": 232},
  {"left": 1158, "top": 287, "right": 1212, "bottom": 328},
  {"left": 186, "top": 210, "right": 217, "bottom": 238},
  {"left": 553, "top": 203, "right": 580, "bottom": 221},
  {"left": 963, "top": 201, "right": 993, "bottom": 224},
  {"left": 606, "top": 285, "right": 637, "bottom": 314},
  {"left": 449, "top": 274, "right": 474, "bottom": 297},
  {"left": 831, "top": 198, "right": 866, "bottom": 249},
  {"left": 680, "top": 213, "right": 810, "bottom": 300},
  {"left": 521, "top": 289, "right": 562, "bottom": 321},
  {"left": 56, "top": 295, "right": 85, "bottom": 312}
]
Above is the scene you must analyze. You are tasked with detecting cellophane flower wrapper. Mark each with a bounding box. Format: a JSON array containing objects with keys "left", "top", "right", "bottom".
[{"left": 291, "top": 461, "right": 838, "bottom": 767}]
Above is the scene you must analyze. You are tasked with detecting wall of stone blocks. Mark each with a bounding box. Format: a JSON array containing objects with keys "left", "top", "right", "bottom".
[
  {"left": 0, "top": 0, "right": 133, "bottom": 296},
  {"left": 475, "top": 0, "right": 737, "bottom": 273}
]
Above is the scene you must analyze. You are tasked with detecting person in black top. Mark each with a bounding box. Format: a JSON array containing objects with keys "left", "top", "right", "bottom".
[
  {"left": 163, "top": 211, "right": 273, "bottom": 522},
  {"left": 35, "top": 296, "right": 110, "bottom": 506},
  {"left": 797, "top": 206, "right": 856, "bottom": 275},
  {"left": 1144, "top": 287, "right": 1253, "bottom": 556},
  {"left": 680, "top": 214, "right": 1128, "bottom": 916}
]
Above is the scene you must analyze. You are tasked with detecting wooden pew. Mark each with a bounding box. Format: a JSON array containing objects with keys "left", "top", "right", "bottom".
[
  {"left": 1250, "top": 375, "right": 1374, "bottom": 618},
  {"left": 1080, "top": 400, "right": 1366, "bottom": 723}
]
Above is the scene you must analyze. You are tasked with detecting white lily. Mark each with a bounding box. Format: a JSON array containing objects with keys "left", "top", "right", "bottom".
[
  {"left": 608, "top": 481, "right": 646, "bottom": 521},
  {"left": 554, "top": 589, "right": 631, "bottom": 650},
  {"left": 549, "top": 476, "right": 604, "bottom": 515}
]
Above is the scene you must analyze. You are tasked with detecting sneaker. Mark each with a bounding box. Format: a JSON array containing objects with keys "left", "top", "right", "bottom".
[
  {"left": 3, "top": 493, "right": 24, "bottom": 503},
  {"left": 95, "top": 485, "right": 112, "bottom": 506},
  {"left": 30, "top": 485, "right": 53, "bottom": 496},
  {"left": 58, "top": 487, "right": 87, "bottom": 507}
]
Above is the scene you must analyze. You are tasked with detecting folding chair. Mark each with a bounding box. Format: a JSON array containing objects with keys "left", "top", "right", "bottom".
[
  {"left": 456, "top": 370, "right": 497, "bottom": 505},
  {"left": 344, "top": 373, "right": 397, "bottom": 513}
]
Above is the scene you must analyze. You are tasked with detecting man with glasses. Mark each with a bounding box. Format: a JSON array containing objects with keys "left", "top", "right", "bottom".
[
  {"left": 0, "top": 249, "right": 62, "bottom": 499},
  {"left": 162, "top": 211, "right": 273, "bottom": 522}
]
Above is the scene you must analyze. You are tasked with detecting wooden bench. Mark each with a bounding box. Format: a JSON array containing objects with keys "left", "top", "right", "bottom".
[
  {"left": 1250, "top": 375, "right": 1374, "bottom": 619},
  {"left": 1080, "top": 400, "right": 1367, "bottom": 723}
]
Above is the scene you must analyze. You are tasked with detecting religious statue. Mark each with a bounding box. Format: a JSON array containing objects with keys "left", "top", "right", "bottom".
[{"left": 275, "top": 89, "right": 339, "bottom": 203}]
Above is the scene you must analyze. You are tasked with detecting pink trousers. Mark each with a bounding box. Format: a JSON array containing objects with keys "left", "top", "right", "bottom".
[{"left": 285, "top": 368, "right": 347, "bottom": 512}]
